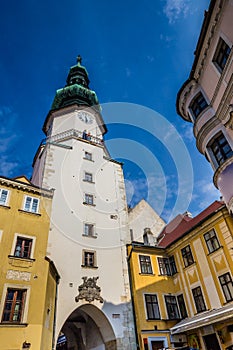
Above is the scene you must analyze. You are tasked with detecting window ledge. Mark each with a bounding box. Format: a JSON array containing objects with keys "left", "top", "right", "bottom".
[
  {"left": 18, "top": 209, "right": 41, "bottom": 216},
  {"left": 8, "top": 255, "right": 35, "bottom": 262},
  {"left": 139, "top": 273, "right": 155, "bottom": 276},
  {"left": 83, "top": 180, "right": 95, "bottom": 184},
  {"left": 83, "top": 157, "right": 94, "bottom": 162},
  {"left": 83, "top": 202, "right": 96, "bottom": 207},
  {"left": 0, "top": 204, "right": 10, "bottom": 209},
  {"left": 81, "top": 265, "right": 98, "bottom": 269},
  {"left": 0, "top": 322, "right": 28, "bottom": 327},
  {"left": 82, "top": 234, "right": 97, "bottom": 239}
]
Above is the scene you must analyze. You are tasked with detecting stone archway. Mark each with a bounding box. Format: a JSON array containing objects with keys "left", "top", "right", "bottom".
[{"left": 56, "top": 304, "right": 117, "bottom": 350}]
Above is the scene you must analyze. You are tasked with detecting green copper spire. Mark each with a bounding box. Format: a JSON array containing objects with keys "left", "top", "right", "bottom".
[{"left": 51, "top": 56, "right": 99, "bottom": 111}]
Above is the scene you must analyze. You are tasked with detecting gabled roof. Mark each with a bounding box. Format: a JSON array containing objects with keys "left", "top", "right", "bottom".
[{"left": 157, "top": 200, "right": 225, "bottom": 248}]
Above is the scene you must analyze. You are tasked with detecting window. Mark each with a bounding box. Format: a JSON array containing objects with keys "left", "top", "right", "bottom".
[
  {"left": 181, "top": 245, "right": 194, "bottom": 267},
  {"left": 208, "top": 132, "right": 233, "bottom": 167},
  {"left": 82, "top": 250, "right": 96, "bottom": 268},
  {"left": 164, "top": 295, "right": 180, "bottom": 319},
  {"left": 84, "top": 151, "right": 92, "bottom": 161},
  {"left": 213, "top": 37, "right": 231, "bottom": 72},
  {"left": 158, "top": 257, "right": 171, "bottom": 276},
  {"left": 145, "top": 294, "right": 160, "bottom": 320},
  {"left": 189, "top": 92, "right": 208, "bottom": 119},
  {"left": 169, "top": 255, "right": 177, "bottom": 275},
  {"left": 84, "top": 172, "right": 93, "bottom": 182},
  {"left": 14, "top": 237, "right": 32, "bottom": 258},
  {"left": 219, "top": 273, "right": 233, "bottom": 302},
  {"left": 177, "top": 294, "right": 188, "bottom": 319},
  {"left": 23, "top": 196, "right": 39, "bottom": 213},
  {"left": 204, "top": 229, "right": 220, "bottom": 253},
  {"left": 0, "top": 189, "right": 9, "bottom": 205},
  {"left": 192, "top": 286, "right": 206, "bottom": 313},
  {"left": 2, "top": 288, "right": 26, "bottom": 323},
  {"left": 84, "top": 193, "right": 94, "bottom": 205},
  {"left": 84, "top": 223, "right": 95, "bottom": 237},
  {"left": 139, "top": 255, "right": 153, "bottom": 274}
]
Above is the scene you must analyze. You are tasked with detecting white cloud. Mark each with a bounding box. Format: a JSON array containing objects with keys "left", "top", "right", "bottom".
[{"left": 163, "top": 0, "right": 191, "bottom": 24}]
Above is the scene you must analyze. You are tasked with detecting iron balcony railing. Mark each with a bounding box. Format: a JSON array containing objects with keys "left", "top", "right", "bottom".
[{"left": 44, "top": 129, "right": 104, "bottom": 146}]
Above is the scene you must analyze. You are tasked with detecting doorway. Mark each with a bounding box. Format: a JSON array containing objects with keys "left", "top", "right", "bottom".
[{"left": 203, "top": 333, "right": 221, "bottom": 350}]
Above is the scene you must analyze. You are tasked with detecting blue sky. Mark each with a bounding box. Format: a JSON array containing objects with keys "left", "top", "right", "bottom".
[{"left": 0, "top": 0, "right": 220, "bottom": 222}]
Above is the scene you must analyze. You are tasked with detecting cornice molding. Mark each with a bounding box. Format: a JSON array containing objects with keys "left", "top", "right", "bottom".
[{"left": 0, "top": 177, "right": 53, "bottom": 198}]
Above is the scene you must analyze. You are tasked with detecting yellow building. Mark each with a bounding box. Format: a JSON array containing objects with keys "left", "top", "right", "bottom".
[
  {"left": 127, "top": 200, "right": 233, "bottom": 350},
  {"left": 0, "top": 175, "right": 59, "bottom": 350}
]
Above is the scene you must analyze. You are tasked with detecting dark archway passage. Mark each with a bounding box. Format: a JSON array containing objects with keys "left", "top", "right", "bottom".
[{"left": 56, "top": 304, "right": 117, "bottom": 350}]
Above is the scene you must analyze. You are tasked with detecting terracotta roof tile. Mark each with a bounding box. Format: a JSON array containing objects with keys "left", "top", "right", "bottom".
[{"left": 157, "top": 201, "right": 225, "bottom": 248}]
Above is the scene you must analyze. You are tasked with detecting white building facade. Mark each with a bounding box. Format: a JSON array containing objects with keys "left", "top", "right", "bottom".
[{"left": 32, "top": 57, "right": 136, "bottom": 350}]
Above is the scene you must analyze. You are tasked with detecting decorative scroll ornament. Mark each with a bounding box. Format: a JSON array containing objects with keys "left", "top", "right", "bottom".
[{"left": 75, "top": 276, "right": 104, "bottom": 303}]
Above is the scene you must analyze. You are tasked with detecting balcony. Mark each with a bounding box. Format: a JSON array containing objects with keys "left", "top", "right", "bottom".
[{"left": 44, "top": 129, "right": 104, "bottom": 147}]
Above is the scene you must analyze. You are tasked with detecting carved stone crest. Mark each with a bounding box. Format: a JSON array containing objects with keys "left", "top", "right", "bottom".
[{"left": 75, "top": 276, "right": 104, "bottom": 303}]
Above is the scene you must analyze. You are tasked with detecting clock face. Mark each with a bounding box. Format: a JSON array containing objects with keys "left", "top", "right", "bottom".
[{"left": 78, "top": 111, "right": 93, "bottom": 124}]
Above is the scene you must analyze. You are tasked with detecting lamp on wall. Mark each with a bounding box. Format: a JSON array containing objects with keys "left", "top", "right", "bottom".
[{"left": 22, "top": 341, "right": 31, "bottom": 349}]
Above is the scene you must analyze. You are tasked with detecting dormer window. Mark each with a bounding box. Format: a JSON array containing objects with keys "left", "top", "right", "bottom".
[{"left": 189, "top": 92, "right": 208, "bottom": 120}]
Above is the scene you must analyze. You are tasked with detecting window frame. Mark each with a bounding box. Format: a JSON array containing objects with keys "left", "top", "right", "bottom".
[
  {"left": 164, "top": 295, "right": 180, "bottom": 320},
  {"left": 84, "top": 193, "right": 94, "bottom": 206},
  {"left": 83, "top": 223, "right": 96, "bottom": 237},
  {"left": 84, "top": 172, "right": 93, "bottom": 183},
  {"left": 219, "top": 272, "right": 233, "bottom": 302},
  {"left": 144, "top": 294, "right": 160, "bottom": 320},
  {"left": 204, "top": 229, "right": 220, "bottom": 253},
  {"left": 189, "top": 92, "right": 208, "bottom": 120},
  {"left": 139, "top": 255, "right": 153, "bottom": 275},
  {"left": 84, "top": 151, "right": 93, "bottom": 161},
  {"left": 1, "top": 288, "right": 27, "bottom": 323},
  {"left": 14, "top": 237, "right": 33, "bottom": 259},
  {"left": 181, "top": 245, "right": 194, "bottom": 267},
  {"left": 23, "top": 196, "right": 40, "bottom": 214},
  {"left": 213, "top": 37, "right": 231, "bottom": 72},
  {"left": 82, "top": 250, "right": 97, "bottom": 268},
  {"left": 192, "top": 286, "right": 206, "bottom": 313},
  {"left": 0, "top": 188, "right": 9, "bottom": 206},
  {"left": 157, "top": 257, "right": 171, "bottom": 276},
  {"left": 207, "top": 132, "right": 233, "bottom": 167},
  {"left": 177, "top": 294, "right": 188, "bottom": 319},
  {"left": 10, "top": 233, "right": 36, "bottom": 260}
]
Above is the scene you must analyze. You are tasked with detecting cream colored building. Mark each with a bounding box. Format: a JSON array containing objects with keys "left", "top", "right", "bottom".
[
  {"left": 176, "top": 0, "right": 233, "bottom": 214},
  {"left": 0, "top": 176, "right": 58, "bottom": 350}
]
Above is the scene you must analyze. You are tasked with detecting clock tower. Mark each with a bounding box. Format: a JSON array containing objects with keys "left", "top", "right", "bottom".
[{"left": 32, "top": 57, "right": 136, "bottom": 350}]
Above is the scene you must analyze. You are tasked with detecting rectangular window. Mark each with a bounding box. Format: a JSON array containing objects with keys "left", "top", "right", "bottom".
[
  {"left": 84, "top": 151, "right": 92, "bottom": 161},
  {"left": 204, "top": 229, "right": 220, "bottom": 253},
  {"left": 14, "top": 237, "right": 32, "bottom": 258},
  {"left": 189, "top": 92, "right": 208, "bottom": 119},
  {"left": 84, "top": 172, "right": 93, "bottom": 182},
  {"left": 177, "top": 294, "right": 188, "bottom": 319},
  {"left": 24, "top": 196, "right": 39, "bottom": 213},
  {"left": 169, "top": 255, "right": 177, "bottom": 275},
  {"left": 192, "top": 286, "right": 206, "bottom": 313},
  {"left": 145, "top": 294, "right": 160, "bottom": 320},
  {"left": 83, "top": 251, "right": 96, "bottom": 268},
  {"left": 208, "top": 132, "right": 233, "bottom": 167},
  {"left": 0, "top": 189, "right": 9, "bottom": 205},
  {"left": 181, "top": 245, "right": 194, "bottom": 267},
  {"left": 139, "top": 255, "right": 153, "bottom": 274},
  {"left": 164, "top": 295, "right": 180, "bottom": 319},
  {"left": 158, "top": 257, "right": 171, "bottom": 276},
  {"left": 219, "top": 272, "right": 233, "bottom": 302},
  {"left": 2, "top": 288, "right": 26, "bottom": 323},
  {"left": 84, "top": 193, "right": 94, "bottom": 205},
  {"left": 213, "top": 37, "right": 231, "bottom": 72},
  {"left": 84, "top": 223, "right": 95, "bottom": 237}
]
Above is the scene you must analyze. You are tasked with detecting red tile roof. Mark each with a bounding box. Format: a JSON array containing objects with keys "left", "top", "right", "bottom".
[{"left": 157, "top": 201, "right": 225, "bottom": 248}]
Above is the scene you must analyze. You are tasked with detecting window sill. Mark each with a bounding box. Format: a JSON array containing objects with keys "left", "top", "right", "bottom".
[
  {"left": 18, "top": 209, "right": 41, "bottom": 216},
  {"left": 0, "top": 322, "right": 28, "bottom": 327},
  {"left": 81, "top": 265, "right": 98, "bottom": 269},
  {"left": 83, "top": 202, "right": 96, "bottom": 207},
  {"left": 83, "top": 180, "right": 95, "bottom": 184},
  {"left": 8, "top": 255, "right": 35, "bottom": 262},
  {"left": 82, "top": 234, "right": 97, "bottom": 239},
  {"left": 139, "top": 273, "right": 155, "bottom": 276},
  {"left": 0, "top": 204, "right": 10, "bottom": 209},
  {"left": 83, "top": 157, "right": 94, "bottom": 162}
]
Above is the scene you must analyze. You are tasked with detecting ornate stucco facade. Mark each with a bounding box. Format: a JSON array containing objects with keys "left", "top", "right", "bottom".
[
  {"left": 0, "top": 176, "right": 58, "bottom": 350},
  {"left": 176, "top": 0, "right": 233, "bottom": 214}
]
